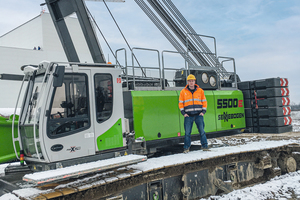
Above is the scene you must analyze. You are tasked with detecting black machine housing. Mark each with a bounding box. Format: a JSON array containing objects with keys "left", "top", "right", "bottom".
[{"left": 174, "top": 68, "right": 219, "bottom": 90}]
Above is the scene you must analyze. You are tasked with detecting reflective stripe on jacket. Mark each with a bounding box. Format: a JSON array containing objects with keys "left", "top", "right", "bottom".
[{"left": 178, "top": 84, "right": 207, "bottom": 116}]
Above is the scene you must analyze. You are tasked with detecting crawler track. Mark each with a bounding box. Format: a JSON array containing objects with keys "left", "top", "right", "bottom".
[{"left": 19, "top": 142, "right": 300, "bottom": 200}]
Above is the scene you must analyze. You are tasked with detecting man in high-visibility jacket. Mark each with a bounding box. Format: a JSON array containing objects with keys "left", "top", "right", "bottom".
[{"left": 179, "top": 74, "right": 209, "bottom": 153}]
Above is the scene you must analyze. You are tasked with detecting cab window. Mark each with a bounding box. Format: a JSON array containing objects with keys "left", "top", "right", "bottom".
[
  {"left": 94, "top": 74, "right": 113, "bottom": 123},
  {"left": 47, "top": 73, "right": 90, "bottom": 138}
]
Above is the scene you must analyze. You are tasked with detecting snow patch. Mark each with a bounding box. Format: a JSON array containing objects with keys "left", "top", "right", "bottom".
[
  {"left": 0, "top": 193, "right": 19, "bottom": 200},
  {"left": 127, "top": 140, "right": 299, "bottom": 173},
  {"left": 23, "top": 155, "right": 146, "bottom": 183},
  {"left": 292, "top": 111, "right": 300, "bottom": 119},
  {"left": 0, "top": 162, "right": 19, "bottom": 176},
  {"left": 202, "top": 171, "right": 300, "bottom": 200},
  {"left": 0, "top": 164, "right": 9, "bottom": 177},
  {"left": 13, "top": 188, "right": 51, "bottom": 199},
  {"left": 292, "top": 111, "right": 300, "bottom": 132}
]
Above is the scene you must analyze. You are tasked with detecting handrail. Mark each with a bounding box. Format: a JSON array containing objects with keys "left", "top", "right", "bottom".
[
  {"left": 12, "top": 75, "right": 27, "bottom": 160},
  {"left": 118, "top": 45, "right": 237, "bottom": 90},
  {"left": 115, "top": 48, "right": 128, "bottom": 90},
  {"left": 32, "top": 64, "right": 53, "bottom": 162},
  {"left": 218, "top": 56, "right": 237, "bottom": 89},
  {"left": 185, "top": 32, "right": 218, "bottom": 69},
  {"left": 161, "top": 50, "right": 186, "bottom": 89},
  {"left": 131, "top": 47, "right": 162, "bottom": 89}
]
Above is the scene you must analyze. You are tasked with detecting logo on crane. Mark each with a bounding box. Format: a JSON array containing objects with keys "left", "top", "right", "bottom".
[
  {"left": 67, "top": 146, "right": 81, "bottom": 153},
  {"left": 218, "top": 112, "right": 244, "bottom": 122},
  {"left": 217, "top": 98, "right": 243, "bottom": 109}
]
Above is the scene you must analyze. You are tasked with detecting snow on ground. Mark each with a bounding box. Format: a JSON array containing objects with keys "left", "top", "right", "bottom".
[
  {"left": 0, "top": 164, "right": 9, "bottom": 177},
  {"left": 201, "top": 170, "right": 300, "bottom": 200},
  {"left": 0, "top": 193, "right": 19, "bottom": 200},
  {"left": 0, "top": 162, "right": 19, "bottom": 177},
  {"left": 292, "top": 111, "right": 300, "bottom": 132},
  {"left": 0, "top": 188, "right": 51, "bottom": 200},
  {"left": 206, "top": 135, "right": 267, "bottom": 147}
]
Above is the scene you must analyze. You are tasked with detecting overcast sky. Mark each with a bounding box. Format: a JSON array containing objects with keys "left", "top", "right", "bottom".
[{"left": 0, "top": 0, "right": 299, "bottom": 103}]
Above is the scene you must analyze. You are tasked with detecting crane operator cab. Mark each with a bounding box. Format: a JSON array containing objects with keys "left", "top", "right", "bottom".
[{"left": 16, "top": 61, "right": 126, "bottom": 171}]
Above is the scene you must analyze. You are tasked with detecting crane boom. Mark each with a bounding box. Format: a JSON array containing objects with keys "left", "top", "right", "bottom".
[{"left": 45, "top": 0, "right": 106, "bottom": 63}]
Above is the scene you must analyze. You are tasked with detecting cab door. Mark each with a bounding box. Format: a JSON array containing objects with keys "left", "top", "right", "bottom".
[
  {"left": 43, "top": 68, "right": 96, "bottom": 162},
  {"left": 91, "top": 68, "right": 125, "bottom": 152}
]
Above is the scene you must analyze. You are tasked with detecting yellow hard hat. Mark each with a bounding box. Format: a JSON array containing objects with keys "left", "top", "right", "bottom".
[{"left": 187, "top": 74, "right": 196, "bottom": 81}]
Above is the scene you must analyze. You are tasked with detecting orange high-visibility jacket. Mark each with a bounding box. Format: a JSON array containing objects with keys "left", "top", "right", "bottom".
[{"left": 179, "top": 84, "right": 207, "bottom": 116}]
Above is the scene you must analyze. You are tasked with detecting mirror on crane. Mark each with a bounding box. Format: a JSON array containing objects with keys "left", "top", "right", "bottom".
[{"left": 53, "top": 66, "right": 65, "bottom": 87}]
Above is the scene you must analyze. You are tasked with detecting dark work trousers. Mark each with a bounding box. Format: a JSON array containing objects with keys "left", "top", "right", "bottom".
[{"left": 183, "top": 115, "right": 208, "bottom": 150}]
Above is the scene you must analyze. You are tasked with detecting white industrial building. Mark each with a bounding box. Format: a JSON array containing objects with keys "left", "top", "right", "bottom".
[{"left": 0, "top": 12, "right": 93, "bottom": 108}]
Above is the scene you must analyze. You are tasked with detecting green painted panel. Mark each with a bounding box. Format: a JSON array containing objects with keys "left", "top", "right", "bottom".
[
  {"left": 213, "top": 90, "right": 246, "bottom": 131},
  {"left": 96, "top": 118, "right": 123, "bottom": 151},
  {"left": 0, "top": 115, "right": 20, "bottom": 163},
  {"left": 132, "top": 91, "right": 181, "bottom": 141},
  {"left": 131, "top": 90, "right": 245, "bottom": 142}
]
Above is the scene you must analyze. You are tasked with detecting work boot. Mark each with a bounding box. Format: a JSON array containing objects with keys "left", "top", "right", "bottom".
[
  {"left": 202, "top": 147, "right": 211, "bottom": 151},
  {"left": 183, "top": 148, "right": 190, "bottom": 154}
]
